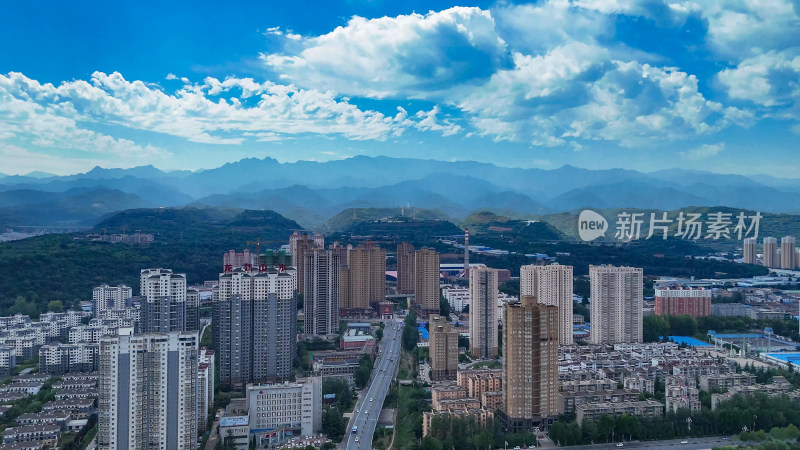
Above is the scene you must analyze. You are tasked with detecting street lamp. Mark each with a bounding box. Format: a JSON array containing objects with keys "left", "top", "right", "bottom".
[
  {"left": 753, "top": 414, "right": 757, "bottom": 432},
  {"left": 686, "top": 417, "right": 692, "bottom": 434}
]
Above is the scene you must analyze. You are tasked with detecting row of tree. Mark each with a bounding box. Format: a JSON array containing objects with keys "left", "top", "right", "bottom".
[{"left": 549, "top": 393, "right": 800, "bottom": 446}]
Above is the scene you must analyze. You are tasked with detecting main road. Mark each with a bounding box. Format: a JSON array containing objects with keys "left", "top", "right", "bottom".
[
  {"left": 559, "top": 436, "right": 733, "bottom": 450},
  {"left": 344, "top": 319, "right": 403, "bottom": 450}
]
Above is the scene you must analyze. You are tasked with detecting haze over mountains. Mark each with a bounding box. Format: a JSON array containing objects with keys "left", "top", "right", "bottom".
[{"left": 2, "top": 156, "right": 800, "bottom": 230}]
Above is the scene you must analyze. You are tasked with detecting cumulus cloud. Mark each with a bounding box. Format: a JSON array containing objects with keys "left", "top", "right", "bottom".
[
  {"left": 262, "top": 7, "right": 510, "bottom": 99},
  {"left": 0, "top": 71, "right": 461, "bottom": 159},
  {"left": 259, "top": 2, "right": 769, "bottom": 148},
  {"left": 680, "top": 143, "right": 725, "bottom": 160}
]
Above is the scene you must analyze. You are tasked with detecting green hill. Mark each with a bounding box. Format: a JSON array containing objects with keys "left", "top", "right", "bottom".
[
  {"left": 461, "top": 211, "right": 564, "bottom": 242},
  {"left": 325, "top": 207, "right": 451, "bottom": 232},
  {"left": 0, "top": 208, "right": 301, "bottom": 315}
]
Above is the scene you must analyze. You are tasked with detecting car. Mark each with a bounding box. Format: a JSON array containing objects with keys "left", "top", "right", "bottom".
[
  {"left": 723, "top": 436, "right": 730, "bottom": 440},
  {"left": 681, "top": 441, "right": 689, "bottom": 444},
  {"left": 370, "top": 398, "right": 374, "bottom": 402},
  {"left": 355, "top": 437, "right": 359, "bottom": 442},
  {"left": 616, "top": 444, "right": 624, "bottom": 447},
  {"left": 356, "top": 409, "right": 360, "bottom": 413}
]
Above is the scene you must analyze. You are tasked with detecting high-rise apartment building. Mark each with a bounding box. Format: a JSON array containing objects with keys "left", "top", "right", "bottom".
[
  {"left": 589, "top": 265, "right": 643, "bottom": 344},
  {"left": 397, "top": 242, "right": 416, "bottom": 295},
  {"left": 655, "top": 287, "right": 711, "bottom": 317},
  {"left": 246, "top": 377, "right": 322, "bottom": 446},
  {"left": 303, "top": 249, "right": 341, "bottom": 337},
  {"left": 415, "top": 248, "right": 440, "bottom": 312},
  {"left": 781, "top": 236, "right": 796, "bottom": 270},
  {"left": 140, "top": 268, "right": 199, "bottom": 333},
  {"left": 198, "top": 348, "right": 215, "bottom": 433},
  {"left": 98, "top": 330, "right": 198, "bottom": 449},
  {"left": 339, "top": 243, "right": 386, "bottom": 312},
  {"left": 520, "top": 264, "right": 574, "bottom": 345},
  {"left": 429, "top": 315, "right": 458, "bottom": 381},
  {"left": 763, "top": 237, "right": 778, "bottom": 269},
  {"left": 213, "top": 267, "right": 297, "bottom": 388},
  {"left": 92, "top": 284, "right": 132, "bottom": 316},
  {"left": 469, "top": 265, "right": 498, "bottom": 359},
  {"left": 743, "top": 237, "right": 757, "bottom": 264},
  {"left": 290, "top": 231, "right": 318, "bottom": 296},
  {"left": 502, "top": 297, "right": 560, "bottom": 432}
]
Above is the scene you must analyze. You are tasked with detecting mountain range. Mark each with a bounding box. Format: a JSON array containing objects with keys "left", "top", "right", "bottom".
[{"left": 2, "top": 155, "right": 800, "bottom": 230}]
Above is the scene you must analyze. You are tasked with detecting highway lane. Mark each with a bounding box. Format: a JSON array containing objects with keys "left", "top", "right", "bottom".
[
  {"left": 560, "top": 436, "right": 733, "bottom": 450},
  {"left": 344, "top": 319, "right": 403, "bottom": 450}
]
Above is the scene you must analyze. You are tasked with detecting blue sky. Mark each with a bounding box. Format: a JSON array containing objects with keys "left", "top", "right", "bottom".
[{"left": 1, "top": 0, "right": 799, "bottom": 176}]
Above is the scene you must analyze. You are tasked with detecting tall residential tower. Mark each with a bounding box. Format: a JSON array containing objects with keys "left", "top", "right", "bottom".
[{"left": 520, "top": 264, "right": 574, "bottom": 345}]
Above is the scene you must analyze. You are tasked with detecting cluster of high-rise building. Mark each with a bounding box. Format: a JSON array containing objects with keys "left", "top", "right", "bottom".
[{"left": 744, "top": 236, "right": 799, "bottom": 269}]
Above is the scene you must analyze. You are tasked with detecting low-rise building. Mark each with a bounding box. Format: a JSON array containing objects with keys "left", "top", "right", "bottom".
[
  {"left": 699, "top": 373, "right": 756, "bottom": 391},
  {"left": 42, "top": 399, "right": 95, "bottom": 419},
  {"left": 1, "top": 424, "right": 60, "bottom": 447},
  {"left": 560, "top": 389, "right": 641, "bottom": 414},
  {"left": 576, "top": 400, "right": 664, "bottom": 423},
  {"left": 246, "top": 377, "right": 322, "bottom": 447}
]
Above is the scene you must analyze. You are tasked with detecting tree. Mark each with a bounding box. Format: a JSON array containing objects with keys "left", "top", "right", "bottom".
[
  {"left": 440, "top": 295, "right": 451, "bottom": 318},
  {"left": 403, "top": 311, "right": 419, "bottom": 351},
  {"left": 422, "top": 436, "right": 444, "bottom": 450},
  {"left": 376, "top": 328, "right": 384, "bottom": 341},
  {"left": 322, "top": 406, "right": 345, "bottom": 441},
  {"left": 47, "top": 300, "right": 64, "bottom": 313}
]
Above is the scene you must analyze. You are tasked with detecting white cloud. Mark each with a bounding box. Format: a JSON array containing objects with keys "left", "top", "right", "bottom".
[
  {"left": 717, "top": 50, "right": 800, "bottom": 111},
  {"left": 262, "top": 7, "right": 509, "bottom": 99},
  {"left": 680, "top": 143, "right": 725, "bottom": 160},
  {"left": 0, "top": 71, "right": 461, "bottom": 158}
]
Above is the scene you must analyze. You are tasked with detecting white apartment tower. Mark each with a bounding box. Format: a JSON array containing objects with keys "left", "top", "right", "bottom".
[
  {"left": 589, "top": 265, "right": 643, "bottom": 344},
  {"left": 213, "top": 267, "right": 298, "bottom": 388},
  {"left": 246, "top": 377, "right": 322, "bottom": 446},
  {"left": 520, "top": 264, "right": 574, "bottom": 345},
  {"left": 469, "top": 265, "right": 498, "bottom": 359},
  {"left": 140, "top": 268, "right": 198, "bottom": 333},
  {"left": 92, "top": 284, "right": 132, "bottom": 316},
  {"left": 98, "top": 330, "right": 198, "bottom": 449}
]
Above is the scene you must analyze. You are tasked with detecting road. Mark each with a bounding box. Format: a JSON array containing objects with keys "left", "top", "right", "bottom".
[
  {"left": 344, "top": 320, "right": 403, "bottom": 450},
  {"left": 560, "top": 436, "right": 732, "bottom": 450}
]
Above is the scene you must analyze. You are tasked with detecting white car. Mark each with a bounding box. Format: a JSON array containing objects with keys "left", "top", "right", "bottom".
[
  {"left": 616, "top": 444, "right": 624, "bottom": 447},
  {"left": 355, "top": 437, "right": 359, "bottom": 442},
  {"left": 370, "top": 397, "right": 374, "bottom": 402},
  {"left": 681, "top": 441, "right": 689, "bottom": 444}
]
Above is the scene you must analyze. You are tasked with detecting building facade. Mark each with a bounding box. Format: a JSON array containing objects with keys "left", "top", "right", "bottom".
[
  {"left": 98, "top": 331, "right": 198, "bottom": 450},
  {"left": 589, "top": 265, "right": 643, "bottom": 344},
  {"left": 469, "top": 265, "right": 498, "bottom": 359},
  {"left": 414, "top": 248, "right": 440, "bottom": 312},
  {"left": 763, "top": 237, "right": 778, "bottom": 268},
  {"left": 502, "top": 297, "right": 560, "bottom": 432},
  {"left": 213, "top": 267, "right": 298, "bottom": 388},
  {"left": 140, "top": 268, "right": 199, "bottom": 333},
  {"left": 92, "top": 284, "right": 132, "bottom": 316},
  {"left": 743, "top": 237, "right": 757, "bottom": 264},
  {"left": 303, "top": 249, "right": 341, "bottom": 337},
  {"left": 246, "top": 377, "right": 322, "bottom": 445},
  {"left": 429, "top": 315, "right": 458, "bottom": 381},
  {"left": 520, "top": 264, "right": 574, "bottom": 345},
  {"left": 397, "top": 242, "right": 416, "bottom": 295},
  {"left": 781, "top": 236, "right": 797, "bottom": 270},
  {"left": 39, "top": 343, "right": 99, "bottom": 375},
  {"left": 654, "top": 287, "right": 712, "bottom": 317},
  {"left": 339, "top": 243, "right": 386, "bottom": 312}
]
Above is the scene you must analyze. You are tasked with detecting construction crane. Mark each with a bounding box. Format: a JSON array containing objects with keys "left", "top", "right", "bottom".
[{"left": 246, "top": 238, "right": 262, "bottom": 264}]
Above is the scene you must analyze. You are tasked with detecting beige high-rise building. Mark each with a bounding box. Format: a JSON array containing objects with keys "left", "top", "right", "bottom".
[
  {"left": 781, "top": 236, "right": 796, "bottom": 270},
  {"left": 763, "top": 237, "right": 778, "bottom": 269},
  {"left": 291, "top": 233, "right": 314, "bottom": 296},
  {"left": 339, "top": 243, "right": 386, "bottom": 311},
  {"left": 415, "top": 248, "right": 440, "bottom": 312},
  {"left": 469, "top": 265, "right": 498, "bottom": 359},
  {"left": 397, "top": 242, "right": 416, "bottom": 295},
  {"left": 429, "top": 315, "right": 458, "bottom": 381},
  {"left": 743, "top": 237, "right": 757, "bottom": 264},
  {"left": 502, "top": 296, "right": 560, "bottom": 432},
  {"left": 520, "top": 264, "right": 574, "bottom": 345},
  {"left": 589, "top": 265, "right": 643, "bottom": 344}
]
